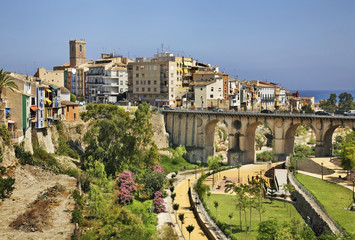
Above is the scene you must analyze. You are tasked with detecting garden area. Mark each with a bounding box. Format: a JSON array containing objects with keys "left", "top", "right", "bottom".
[
  {"left": 295, "top": 173, "right": 355, "bottom": 237},
  {"left": 204, "top": 194, "right": 304, "bottom": 240}
]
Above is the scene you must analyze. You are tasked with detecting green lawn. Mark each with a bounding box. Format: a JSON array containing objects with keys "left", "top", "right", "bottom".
[
  {"left": 204, "top": 194, "right": 304, "bottom": 240},
  {"left": 160, "top": 154, "right": 196, "bottom": 174},
  {"left": 295, "top": 173, "right": 355, "bottom": 236}
]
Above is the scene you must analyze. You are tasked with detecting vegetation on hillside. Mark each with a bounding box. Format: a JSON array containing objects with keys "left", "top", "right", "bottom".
[{"left": 319, "top": 92, "right": 354, "bottom": 113}]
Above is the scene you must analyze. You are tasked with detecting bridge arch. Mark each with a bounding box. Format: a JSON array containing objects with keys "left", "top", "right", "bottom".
[
  {"left": 163, "top": 111, "right": 355, "bottom": 164},
  {"left": 204, "top": 119, "right": 220, "bottom": 159}
]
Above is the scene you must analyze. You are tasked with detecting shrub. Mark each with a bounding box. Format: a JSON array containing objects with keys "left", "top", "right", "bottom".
[
  {"left": 117, "top": 171, "right": 136, "bottom": 205},
  {"left": 138, "top": 170, "right": 165, "bottom": 198},
  {"left": 63, "top": 168, "right": 79, "bottom": 179},
  {"left": 0, "top": 177, "right": 15, "bottom": 199},
  {"left": 0, "top": 166, "right": 6, "bottom": 175},
  {"left": 256, "top": 151, "right": 277, "bottom": 162},
  {"left": 152, "top": 165, "right": 164, "bottom": 174},
  {"left": 72, "top": 209, "right": 82, "bottom": 225},
  {"left": 14, "top": 145, "right": 34, "bottom": 165},
  {"left": 153, "top": 191, "right": 166, "bottom": 213},
  {"left": 0, "top": 124, "right": 11, "bottom": 145},
  {"left": 57, "top": 138, "right": 79, "bottom": 159},
  {"left": 294, "top": 145, "right": 313, "bottom": 157},
  {"left": 79, "top": 173, "right": 91, "bottom": 193},
  {"left": 72, "top": 189, "right": 84, "bottom": 209}
]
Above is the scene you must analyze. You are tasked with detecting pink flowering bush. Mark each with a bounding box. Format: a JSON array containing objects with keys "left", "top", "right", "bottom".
[
  {"left": 152, "top": 165, "right": 164, "bottom": 174},
  {"left": 117, "top": 171, "right": 136, "bottom": 205},
  {"left": 153, "top": 191, "right": 166, "bottom": 213}
]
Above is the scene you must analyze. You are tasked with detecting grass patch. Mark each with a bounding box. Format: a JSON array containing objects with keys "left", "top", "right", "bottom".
[
  {"left": 295, "top": 173, "right": 355, "bottom": 236},
  {"left": 160, "top": 149, "right": 196, "bottom": 174},
  {"left": 204, "top": 194, "right": 304, "bottom": 240}
]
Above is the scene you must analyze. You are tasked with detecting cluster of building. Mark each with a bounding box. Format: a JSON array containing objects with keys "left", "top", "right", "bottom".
[
  {"left": 2, "top": 39, "right": 315, "bottom": 143},
  {"left": 0, "top": 73, "right": 79, "bottom": 144},
  {"left": 41, "top": 39, "right": 314, "bottom": 112}
]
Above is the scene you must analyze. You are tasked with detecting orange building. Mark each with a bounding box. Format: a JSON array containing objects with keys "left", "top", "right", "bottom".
[{"left": 61, "top": 101, "right": 79, "bottom": 121}]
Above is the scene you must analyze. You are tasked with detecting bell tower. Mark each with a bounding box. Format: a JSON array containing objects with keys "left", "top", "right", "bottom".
[{"left": 69, "top": 39, "right": 86, "bottom": 68}]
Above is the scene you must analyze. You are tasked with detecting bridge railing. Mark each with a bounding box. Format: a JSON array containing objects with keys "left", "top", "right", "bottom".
[{"left": 162, "top": 109, "right": 355, "bottom": 120}]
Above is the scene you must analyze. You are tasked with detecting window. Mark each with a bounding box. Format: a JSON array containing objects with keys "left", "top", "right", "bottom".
[
  {"left": 136, "top": 74, "right": 139, "bottom": 77},
  {"left": 171, "top": 80, "right": 174, "bottom": 84},
  {"left": 154, "top": 80, "right": 157, "bottom": 84},
  {"left": 170, "top": 66, "right": 174, "bottom": 70},
  {"left": 147, "top": 66, "right": 151, "bottom": 70},
  {"left": 153, "top": 66, "right": 157, "bottom": 70},
  {"left": 142, "top": 88, "right": 145, "bottom": 92},
  {"left": 218, "top": 88, "right": 222, "bottom": 92},
  {"left": 200, "top": 88, "right": 203, "bottom": 91},
  {"left": 67, "top": 106, "right": 69, "bottom": 111},
  {"left": 142, "top": 73, "right": 145, "bottom": 78},
  {"left": 170, "top": 73, "right": 174, "bottom": 77},
  {"left": 148, "top": 80, "right": 151, "bottom": 84},
  {"left": 211, "top": 87, "right": 214, "bottom": 92},
  {"left": 171, "top": 88, "right": 174, "bottom": 92},
  {"left": 80, "top": 45, "right": 82, "bottom": 53},
  {"left": 74, "top": 113, "right": 76, "bottom": 120},
  {"left": 136, "top": 88, "right": 139, "bottom": 92},
  {"left": 120, "top": 81, "right": 123, "bottom": 85},
  {"left": 136, "top": 66, "right": 139, "bottom": 70},
  {"left": 154, "top": 88, "right": 157, "bottom": 92},
  {"left": 136, "top": 81, "right": 139, "bottom": 84},
  {"left": 148, "top": 88, "right": 151, "bottom": 92}
]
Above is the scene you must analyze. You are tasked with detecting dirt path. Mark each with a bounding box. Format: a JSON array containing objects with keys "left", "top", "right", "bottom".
[{"left": 0, "top": 165, "right": 76, "bottom": 240}]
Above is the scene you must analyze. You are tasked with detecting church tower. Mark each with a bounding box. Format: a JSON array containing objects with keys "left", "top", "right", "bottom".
[{"left": 69, "top": 39, "right": 86, "bottom": 68}]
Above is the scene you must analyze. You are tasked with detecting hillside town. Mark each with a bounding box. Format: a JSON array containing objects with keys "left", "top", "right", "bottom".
[{"left": 0, "top": 40, "right": 316, "bottom": 145}]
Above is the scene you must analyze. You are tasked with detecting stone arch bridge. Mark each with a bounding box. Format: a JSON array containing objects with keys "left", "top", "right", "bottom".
[{"left": 163, "top": 110, "right": 355, "bottom": 165}]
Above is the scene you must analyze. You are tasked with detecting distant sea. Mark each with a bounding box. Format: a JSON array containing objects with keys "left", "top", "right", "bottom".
[{"left": 294, "top": 90, "right": 355, "bottom": 103}]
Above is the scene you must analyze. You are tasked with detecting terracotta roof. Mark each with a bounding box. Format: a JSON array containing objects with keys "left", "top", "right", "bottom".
[
  {"left": 190, "top": 80, "right": 216, "bottom": 86},
  {"left": 60, "top": 87, "right": 70, "bottom": 93},
  {"left": 61, "top": 101, "right": 78, "bottom": 106}
]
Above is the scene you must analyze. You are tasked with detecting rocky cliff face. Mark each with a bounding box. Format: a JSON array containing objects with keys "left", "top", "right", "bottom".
[{"left": 151, "top": 112, "right": 169, "bottom": 149}]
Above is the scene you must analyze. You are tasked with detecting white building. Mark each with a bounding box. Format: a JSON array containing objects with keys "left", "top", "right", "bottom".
[
  {"left": 86, "top": 57, "right": 129, "bottom": 104},
  {"left": 259, "top": 82, "right": 276, "bottom": 110}
]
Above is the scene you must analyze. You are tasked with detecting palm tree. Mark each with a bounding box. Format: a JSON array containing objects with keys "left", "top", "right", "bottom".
[
  {"left": 0, "top": 69, "right": 19, "bottom": 100},
  {"left": 186, "top": 225, "right": 195, "bottom": 240},
  {"left": 214, "top": 201, "right": 219, "bottom": 221},
  {"left": 178, "top": 213, "right": 185, "bottom": 238},
  {"left": 173, "top": 203, "right": 179, "bottom": 224}
]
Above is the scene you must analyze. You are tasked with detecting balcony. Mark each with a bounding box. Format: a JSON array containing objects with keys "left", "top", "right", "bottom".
[
  {"left": 87, "top": 81, "right": 104, "bottom": 85},
  {"left": 53, "top": 113, "right": 61, "bottom": 120}
]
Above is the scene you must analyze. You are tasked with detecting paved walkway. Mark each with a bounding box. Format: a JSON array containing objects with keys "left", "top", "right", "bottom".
[
  {"left": 204, "top": 162, "right": 280, "bottom": 194},
  {"left": 174, "top": 173, "right": 207, "bottom": 240},
  {"left": 158, "top": 170, "right": 207, "bottom": 240}
]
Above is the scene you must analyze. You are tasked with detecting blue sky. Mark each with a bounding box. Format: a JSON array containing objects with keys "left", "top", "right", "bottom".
[{"left": 1, "top": 0, "right": 354, "bottom": 90}]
